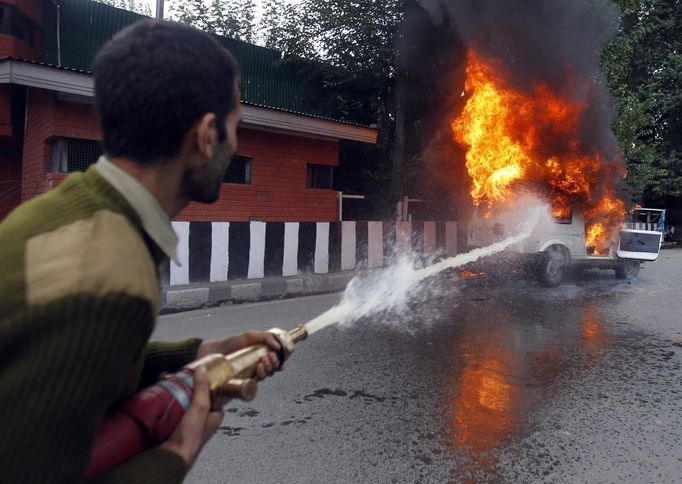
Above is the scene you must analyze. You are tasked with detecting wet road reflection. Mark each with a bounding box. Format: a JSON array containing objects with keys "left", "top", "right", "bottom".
[
  {"left": 451, "top": 336, "right": 517, "bottom": 453},
  {"left": 443, "top": 284, "right": 614, "bottom": 478},
  {"left": 185, "top": 264, "right": 682, "bottom": 484},
  {"left": 580, "top": 306, "right": 613, "bottom": 355}
]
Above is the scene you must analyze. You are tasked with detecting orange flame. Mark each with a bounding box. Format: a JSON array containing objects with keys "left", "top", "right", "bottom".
[
  {"left": 459, "top": 270, "right": 487, "bottom": 278},
  {"left": 452, "top": 49, "right": 626, "bottom": 253},
  {"left": 584, "top": 193, "right": 625, "bottom": 254}
]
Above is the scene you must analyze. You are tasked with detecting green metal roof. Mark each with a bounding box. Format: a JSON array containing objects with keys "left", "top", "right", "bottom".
[{"left": 42, "top": 0, "right": 354, "bottom": 124}]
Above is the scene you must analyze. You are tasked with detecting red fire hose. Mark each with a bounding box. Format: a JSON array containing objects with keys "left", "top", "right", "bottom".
[
  {"left": 84, "top": 369, "right": 195, "bottom": 480},
  {"left": 84, "top": 326, "right": 308, "bottom": 479}
]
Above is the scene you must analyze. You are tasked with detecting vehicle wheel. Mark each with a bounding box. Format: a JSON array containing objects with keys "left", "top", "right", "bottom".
[
  {"left": 615, "top": 260, "right": 640, "bottom": 279},
  {"left": 538, "top": 246, "right": 569, "bottom": 287}
]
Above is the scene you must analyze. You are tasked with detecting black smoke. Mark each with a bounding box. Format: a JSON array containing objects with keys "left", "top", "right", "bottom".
[{"left": 398, "top": 0, "right": 626, "bottom": 218}]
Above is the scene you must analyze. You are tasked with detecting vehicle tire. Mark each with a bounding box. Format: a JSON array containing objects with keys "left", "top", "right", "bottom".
[
  {"left": 538, "top": 245, "right": 569, "bottom": 287},
  {"left": 615, "top": 260, "right": 640, "bottom": 279}
]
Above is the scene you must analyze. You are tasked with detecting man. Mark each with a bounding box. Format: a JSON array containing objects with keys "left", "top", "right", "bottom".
[{"left": 0, "top": 20, "right": 281, "bottom": 483}]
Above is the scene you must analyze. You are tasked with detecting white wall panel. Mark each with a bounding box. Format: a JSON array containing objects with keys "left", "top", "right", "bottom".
[
  {"left": 341, "top": 222, "right": 356, "bottom": 271},
  {"left": 248, "top": 222, "right": 266, "bottom": 279},
  {"left": 314, "top": 223, "right": 330, "bottom": 274},
  {"left": 283, "top": 223, "right": 299, "bottom": 276},
  {"left": 210, "top": 222, "right": 229, "bottom": 282}
]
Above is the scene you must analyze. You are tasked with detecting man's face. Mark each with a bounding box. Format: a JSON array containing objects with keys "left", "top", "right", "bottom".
[{"left": 186, "top": 87, "right": 242, "bottom": 204}]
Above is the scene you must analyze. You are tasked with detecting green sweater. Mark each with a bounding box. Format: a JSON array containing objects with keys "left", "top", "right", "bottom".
[{"left": 0, "top": 167, "right": 201, "bottom": 483}]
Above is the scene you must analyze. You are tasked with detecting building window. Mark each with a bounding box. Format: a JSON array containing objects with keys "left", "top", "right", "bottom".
[
  {"left": 0, "top": 5, "right": 36, "bottom": 48},
  {"left": 307, "top": 164, "right": 334, "bottom": 189},
  {"left": 50, "top": 138, "right": 103, "bottom": 173},
  {"left": 224, "top": 156, "right": 252, "bottom": 184}
]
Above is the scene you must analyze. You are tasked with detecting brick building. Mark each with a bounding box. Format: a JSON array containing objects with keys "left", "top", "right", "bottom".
[
  {"left": 0, "top": 0, "right": 377, "bottom": 222},
  {"left": 1, "top": 0, "right": 460, "bottom": 287}
]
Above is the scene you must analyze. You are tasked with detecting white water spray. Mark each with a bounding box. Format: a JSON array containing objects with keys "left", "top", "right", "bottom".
[{"left": 304, "top": 206, "right": 545, "bottom": 335}]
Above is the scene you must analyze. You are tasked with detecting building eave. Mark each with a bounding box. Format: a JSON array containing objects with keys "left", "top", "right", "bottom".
[
  {"left": 0, "top": 57, "right": 94, "bottom": 97},
  {"left": 240, "top": 105, "right": 377, "bottom": 144},
  {"left": 0, "top": 58, "right": 378, "bottom": 144}
]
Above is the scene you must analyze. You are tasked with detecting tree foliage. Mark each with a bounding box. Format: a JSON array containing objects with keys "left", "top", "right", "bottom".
[
  {"left": 269, "top": 0, "right": 407, "bottom": 124},
  {"left": 95, "top": 0, "right": 151, "bottom": 16},
  {"left": 603, "top": 0, "right": 682, "bottom": 199},
  {"left": 259, "top": 0, "right": 300, "bottom": 50},
  {"left": 267, "top": 0, "right": 413, "bottom": 217},
  {"left": 170, "top": 0, "right": 257, "bottom": 42}
]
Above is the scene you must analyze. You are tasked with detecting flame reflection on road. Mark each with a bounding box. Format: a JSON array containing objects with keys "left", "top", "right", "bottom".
[
  {"left": 581, "top": 306, "right": 613, "bottom": 357},
  {"left": 447, "top": 302, "right": 612, "bottom": 475},
  {"left": 451, "top": 343, "right": 517, "bottom": 453}
]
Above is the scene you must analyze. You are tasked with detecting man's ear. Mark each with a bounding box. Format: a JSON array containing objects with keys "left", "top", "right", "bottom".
[{"left": 195, "top": 113, "right": 218, "bottom": 159}]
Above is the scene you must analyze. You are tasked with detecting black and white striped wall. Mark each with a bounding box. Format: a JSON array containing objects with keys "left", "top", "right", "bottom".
[{"left": 164, "top": 221, "right": 458, "bottom": 286}]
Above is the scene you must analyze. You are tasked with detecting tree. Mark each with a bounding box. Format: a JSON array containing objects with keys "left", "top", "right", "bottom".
[
  {"left": 267, "top": 0, "right": 415, "bottom": 217},
  {"left": 95, "top": 0, "right": 151, "bottom": 16},
  {"left": 603, "top": 0, "right": 682, "bottom": 200},
  {"left": 170, "top": 0, "right": 257, "bottom": 42},
  {"left": 259, "top": 0, "right": 299, "bottom": 51}
]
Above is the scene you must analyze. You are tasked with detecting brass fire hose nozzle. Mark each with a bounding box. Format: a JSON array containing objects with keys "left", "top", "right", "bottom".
[
  {"left": 270, "top": 325, "right": 309, "bottom": 359},
  {"left": 185, "top": 325, "right": 308, "bottom": 409}
]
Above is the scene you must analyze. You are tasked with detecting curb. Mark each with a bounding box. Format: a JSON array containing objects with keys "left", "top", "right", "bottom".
[{"left": 160, "top": 271, "right": 354, "bottom": 314}]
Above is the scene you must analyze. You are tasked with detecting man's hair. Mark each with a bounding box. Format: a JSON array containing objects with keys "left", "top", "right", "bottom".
[{"left": 92, "top": 20, "right": 240, "bottom": 163}]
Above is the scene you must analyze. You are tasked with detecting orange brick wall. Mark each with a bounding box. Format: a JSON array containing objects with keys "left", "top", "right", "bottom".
[
  {"left": 20, "top": 89, "right": 341, "bottom": 222},
  {"left": 178, "top": 128, "right": 340, "bottom": 222},
  {"left": 21, "top": 89, "right": 101, "bottom": 200},
  {"left": 21, "top": 89, "right": 52, "bottom": 200}
]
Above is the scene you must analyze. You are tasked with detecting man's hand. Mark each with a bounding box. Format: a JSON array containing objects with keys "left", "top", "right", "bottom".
[
  {"left": 159, "top": 366, "right": 222, "bottom": 468},
  {"left": 159, "top": 331, "right": 282, "bottom": 469},
  {"left": 197, "top": 331, "right": 282, "bottom": 380}
]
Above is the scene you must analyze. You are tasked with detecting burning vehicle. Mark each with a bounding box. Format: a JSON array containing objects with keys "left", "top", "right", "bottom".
[
  {"left": 468, "top": 205, "right": 662, "bottom": 287},
  {"left": 448, "top": 46, "right": 659, "bottom": 286}
]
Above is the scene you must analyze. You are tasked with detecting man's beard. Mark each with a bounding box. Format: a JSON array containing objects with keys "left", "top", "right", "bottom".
[{"left": 187, "top": 144, "right": 233, "bottom": 204}]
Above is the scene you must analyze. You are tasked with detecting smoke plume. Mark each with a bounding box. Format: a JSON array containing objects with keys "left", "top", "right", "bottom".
[{"left": 423, "top": 0, "right": 622, "bottom": 158}]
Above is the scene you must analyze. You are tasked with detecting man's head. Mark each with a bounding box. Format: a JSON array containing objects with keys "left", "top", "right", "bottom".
[{"left": 93, "top": 20, "right": 241, "bottom": 203}]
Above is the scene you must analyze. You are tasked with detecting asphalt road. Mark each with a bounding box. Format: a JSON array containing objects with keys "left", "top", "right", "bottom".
[{"left": 154, "top": 249, "right": 682, "bottom": 483}]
